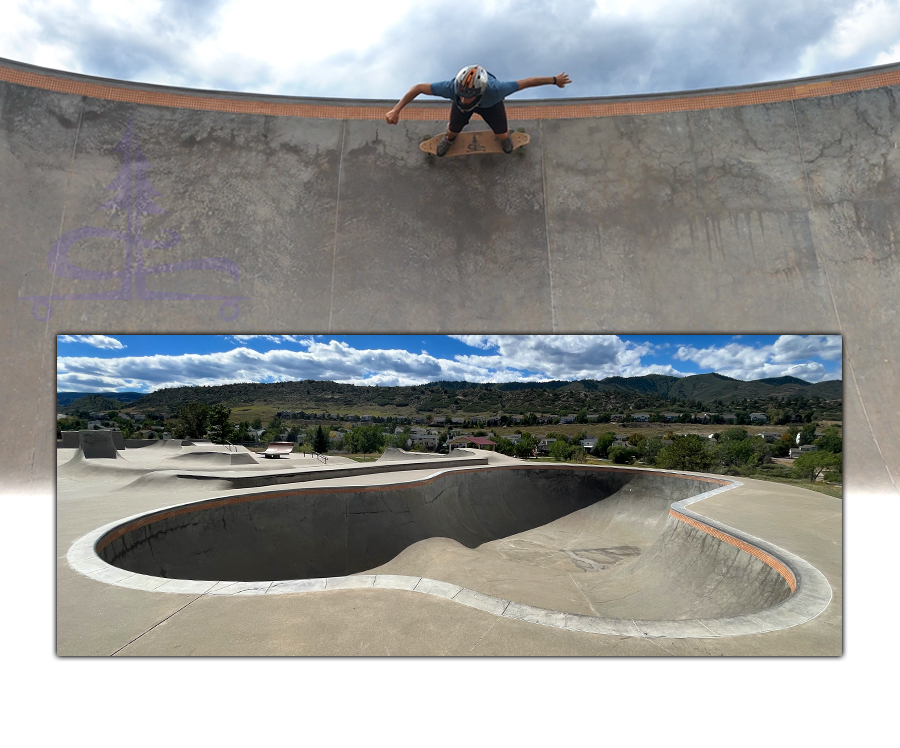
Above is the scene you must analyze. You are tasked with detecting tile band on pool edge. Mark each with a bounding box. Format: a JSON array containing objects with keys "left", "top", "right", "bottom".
[
  {"left": 3, "top": 57, "right": 899, "bottom": 120},
  {"left": 67, "top": 467, "right": 833, "bottom": 639}
]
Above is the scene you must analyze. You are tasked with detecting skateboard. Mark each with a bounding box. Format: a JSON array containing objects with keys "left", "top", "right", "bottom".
[{"left": 419, "top": 130, "right": 529, "bottom": 157}]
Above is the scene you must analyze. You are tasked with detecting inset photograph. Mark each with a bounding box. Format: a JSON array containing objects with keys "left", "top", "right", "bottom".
[{"left": 57, "top": 334, "right": 842, "bottom": 656}]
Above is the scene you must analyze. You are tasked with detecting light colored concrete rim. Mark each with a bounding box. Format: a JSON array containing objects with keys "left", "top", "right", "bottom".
[{"left": 66, "top": 465, "right": 833, "bottom": 639}]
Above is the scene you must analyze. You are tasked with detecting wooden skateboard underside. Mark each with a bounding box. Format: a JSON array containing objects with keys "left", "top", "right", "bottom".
[{"left": 419, "top": 130, "right": 530, "bottom": 156}]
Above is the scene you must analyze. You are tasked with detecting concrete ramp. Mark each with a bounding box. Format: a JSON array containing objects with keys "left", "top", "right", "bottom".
[
  {"left": 78, "top": 430, "right": 118, "bottom": 459},
  {"left": 377, "top": 447, "right": 476, "bottom": 462},
  {"left": 164, "top": 451, "right": 259, "bottom": 467}
]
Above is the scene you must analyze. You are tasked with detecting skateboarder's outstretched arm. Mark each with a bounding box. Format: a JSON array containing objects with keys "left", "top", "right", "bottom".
[
  {"left": 386, "top": 83, "right": 433, "bottom": 124},
  {"left": 516, "top": 72, "right": 571, "bottom": 91}
]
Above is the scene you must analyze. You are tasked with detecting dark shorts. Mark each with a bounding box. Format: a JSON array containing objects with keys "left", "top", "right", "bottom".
[{"left": 448, "top": 100, "right": 508, "bottom": 135}]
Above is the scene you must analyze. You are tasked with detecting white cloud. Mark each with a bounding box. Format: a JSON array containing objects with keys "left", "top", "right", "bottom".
[
  {"left": 798, "top": 0, "right": 900, "bottom": 74},
  {"left": 674, "top": 335, "right": 842, "bottom": 381},
  {"left": 57, "top": 334, "right": 126, "bottom": 349},
  {"left": 56, "top": 335, "right": 841, "bottom": 393},
  {"left": 449, "top": 335, "right": 674, "bottom": 380},
  {"left": 3, "top": 1, "right": 896, "bottom": 99}
]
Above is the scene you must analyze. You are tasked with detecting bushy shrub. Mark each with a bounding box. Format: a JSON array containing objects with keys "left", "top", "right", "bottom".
[{"left": 608, "top": 446, "right": 638, "bottom": 464}]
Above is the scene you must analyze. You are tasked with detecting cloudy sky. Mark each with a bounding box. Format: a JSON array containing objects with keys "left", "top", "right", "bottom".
[
  {"left": 56, "top": 334, "right": 842, "bottom": 393},
  {"left": 4, "top": 1, "right": 899, "bottom": 100}
]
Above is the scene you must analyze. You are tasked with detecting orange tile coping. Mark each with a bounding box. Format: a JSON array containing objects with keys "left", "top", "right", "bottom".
[
  {"left": 2, "top": 61, "right": 899, "bottom": 121},
  {"left": 670, "top": 508, "right": 797, "bottom": 592}
]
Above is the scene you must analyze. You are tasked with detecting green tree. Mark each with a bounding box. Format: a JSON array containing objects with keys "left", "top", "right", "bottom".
[
  {"left": 792, "top": 451, "right": 839, "bottom": 482},
  {"left": 655, "top": 435, "right": 714, "bottom": 472},
  {"left": 641, "top": 436, "right": 664, "bottom": 464},
  {"left": 798, "top": 424, "right": 818, "bottom": 446},
  {"left": 343, "top": 424, "right": 385, "bottom": 455},
  {"left": 207, "top": 403, "right": 236, "bottom": 444},
  {"left": 608, "top": 446, "right": 639, "bottom": 464},
  {"left": 494, "top": 437, "right": 516, "bottom": 456},
  {"left": 627, "top": 432, "right": 647, "bottom": 448},
  {"left": 815, "top": 427, "right": 843, "bottom": 454},
  {"left": 313, "top": 425, "right": 329, "bottom": 453},
  {"left": 234, "top": 421, "right": 251, "bottom": 442},
  {"left": 593, "top": 432, "right": 616, "bottom": 458},
  {"left": 514, "top": 433, "right": 537, "bottom": 458},
  {"left": 176, "top": 402, "right": 209, "bottom": 439},
  {"left": 549, "top": 439, "right": 571, "bottom": 462},
  {"left": 57, "top": 416, "right": 87, "bottom": 437}
]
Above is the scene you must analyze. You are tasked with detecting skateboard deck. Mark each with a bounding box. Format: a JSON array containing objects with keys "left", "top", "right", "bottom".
[{"left": 419, "top": 130, "right": 529, "bottom": 156}]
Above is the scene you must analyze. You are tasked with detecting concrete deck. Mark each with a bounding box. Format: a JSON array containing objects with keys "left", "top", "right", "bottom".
[{"left": 57, "top": 443, "right": 841, "bottom": 656}]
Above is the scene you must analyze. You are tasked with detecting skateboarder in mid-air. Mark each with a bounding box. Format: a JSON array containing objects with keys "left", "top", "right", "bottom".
[{"left": 385, "top": 65, "right": 571, "bottom": 156}]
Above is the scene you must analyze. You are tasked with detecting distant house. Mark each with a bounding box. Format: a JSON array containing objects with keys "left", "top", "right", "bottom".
[
  {"left": 663, "top": 413, "right": 681, "bottom": 422},
  {"left": 610, "top": 414, "right": 624, "bottom": 422},
  {"left": 411, "top": 416, "right": 425, "bottom": 424},
  {"left": 749, "top": 413, "right": 768, "bottom": 423},
  {"left": 757, "top": 432, "right": 781, "bottom": 442},
  {"left": 722, "top": 413, "right": 737, "bottom": 422},
  {"left": 408, "top": 433, "right": 439, "bottom": 450},
  {"left": 448, "top": 436, "right": 496, "bottom": 451},
  {"left": 506, "top": 433, "right": 523, "bottom": 443},
  {"left": 632, "top": 414, "right": 650, "bottom": 422},
  {"left": 360, "top": 415, "right": 373, "bottom": 422},
  {"left": 579, "top": 437, "right": 599, "bottom": 450},
  {"left": 559, "top": 415, "right": 576, "bottom": 424}
]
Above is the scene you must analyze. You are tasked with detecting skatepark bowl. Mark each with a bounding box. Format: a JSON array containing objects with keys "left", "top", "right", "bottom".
[{"left": 68, "top": 447, "right": 832, "bottom": 639}]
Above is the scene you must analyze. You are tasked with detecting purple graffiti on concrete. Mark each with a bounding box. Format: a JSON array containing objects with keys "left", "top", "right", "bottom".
[{"left": 22, "top": 115, "right": 245, "bottom": 321}]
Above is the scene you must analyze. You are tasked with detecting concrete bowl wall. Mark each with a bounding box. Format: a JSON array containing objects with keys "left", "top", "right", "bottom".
[
  {"left": 93, "top": 465, "right": 798, "bottom": 621},
  {"left": 100, "top": 467, "right": 643, "bottom": 579}
]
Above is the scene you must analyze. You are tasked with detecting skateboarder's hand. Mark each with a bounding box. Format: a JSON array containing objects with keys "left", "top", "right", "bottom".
[
  {"left": 385, "top": 108, "right": 400, "bottom": 125},
  {"left": 555, "top": 72, "right": 571, "bottom": 88}
]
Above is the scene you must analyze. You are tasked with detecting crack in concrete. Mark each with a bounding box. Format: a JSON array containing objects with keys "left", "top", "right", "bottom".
[
  {"left": 110, "top": 592, "right": 204, "bottom": 655},
  {"left": 467, "top": 615, "right": 502, "bottom": 655},
  {"left": 327, "top": 119, "right": 347, "bottom": 333}
]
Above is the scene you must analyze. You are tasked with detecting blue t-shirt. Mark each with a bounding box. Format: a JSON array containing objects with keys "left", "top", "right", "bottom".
[{"left": 430, "top": 71, "right": 519, "bottom": 109}]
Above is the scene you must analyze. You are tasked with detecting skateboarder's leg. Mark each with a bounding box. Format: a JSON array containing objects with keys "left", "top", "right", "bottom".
[
  {"left": 447, "top": 103, "right": 474, "bottom": 139},
  {"left": 478, "top": 102, "right": 514, "bottom": 152},
  {"left": 479, "top": 101, "right": 511, "bottom": 143},
  {"left": 438, "top": 103, "right": 475, "bottom": 156}
]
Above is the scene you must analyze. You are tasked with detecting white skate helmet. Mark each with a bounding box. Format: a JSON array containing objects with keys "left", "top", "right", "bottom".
[{"left": 453, "top": 65, "right": 489, "bottom": 111}]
